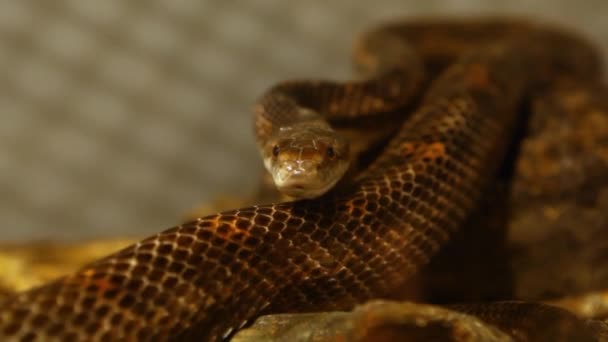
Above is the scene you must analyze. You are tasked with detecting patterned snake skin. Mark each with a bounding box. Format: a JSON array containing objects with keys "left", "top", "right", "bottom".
[{"left": 0, "top": 19, "right": 604, "bottom": 341}]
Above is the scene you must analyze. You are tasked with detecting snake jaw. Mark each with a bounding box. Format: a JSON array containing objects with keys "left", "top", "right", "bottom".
[{"left": 273, "top": 176, "right": 343, "bottom": 199}]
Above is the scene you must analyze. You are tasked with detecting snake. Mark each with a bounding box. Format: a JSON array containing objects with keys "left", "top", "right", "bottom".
[{"left": 0, "top": 18, "right": 605, "bottom": 341}]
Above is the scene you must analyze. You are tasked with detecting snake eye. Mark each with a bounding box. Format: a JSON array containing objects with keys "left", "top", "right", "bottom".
[
  {"left": 326, "top": 146, "right": 335, "bottom": 159},
  {"left": 272, "top": 145, "right": 280, "bottom": 157}
]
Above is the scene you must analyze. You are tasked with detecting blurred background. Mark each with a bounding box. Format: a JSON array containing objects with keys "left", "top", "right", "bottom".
[{"left": 1, "top": 0, "right": 607, "bottom": 241}]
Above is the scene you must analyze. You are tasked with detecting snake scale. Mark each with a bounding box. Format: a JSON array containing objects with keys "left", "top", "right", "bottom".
[{"left": 0, "top": 18, "right": 605, "bottom": 341}]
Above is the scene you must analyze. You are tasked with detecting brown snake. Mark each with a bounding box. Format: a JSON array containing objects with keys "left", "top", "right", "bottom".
[{"left": 0, "top": 18, "right": 606, "bottom": 341}]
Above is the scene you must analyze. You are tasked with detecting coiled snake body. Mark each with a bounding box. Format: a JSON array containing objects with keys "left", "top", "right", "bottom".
[{"left": 0, "top": 18, "right": 604, "bottom": 341}]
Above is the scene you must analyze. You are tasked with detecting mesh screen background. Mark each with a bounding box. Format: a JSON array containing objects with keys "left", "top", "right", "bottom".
[{"left": 1, "top": 0, "right": 607, "bottom": 241}]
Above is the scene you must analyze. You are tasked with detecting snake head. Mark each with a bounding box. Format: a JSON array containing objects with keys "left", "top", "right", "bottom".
[{"left": 263, "top": 123, "right": 350, "bottom": 199}]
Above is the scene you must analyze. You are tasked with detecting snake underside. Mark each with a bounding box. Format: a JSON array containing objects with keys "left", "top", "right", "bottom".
[{"left": 1, "top": 17, "right": 607, "bottom": 341}]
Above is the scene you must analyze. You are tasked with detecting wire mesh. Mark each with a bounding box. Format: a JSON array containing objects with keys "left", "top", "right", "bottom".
[{"left": 1, "top": 0, "right": 607, "bottom": 240}]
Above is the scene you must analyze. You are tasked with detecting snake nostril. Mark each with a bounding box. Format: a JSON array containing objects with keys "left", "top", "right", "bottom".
[
  {"left": 288, "top": 183, "right": 305, "bottom": 191},
  {"left": 272, "top": 145, "right": 280, "bottom": 157}
]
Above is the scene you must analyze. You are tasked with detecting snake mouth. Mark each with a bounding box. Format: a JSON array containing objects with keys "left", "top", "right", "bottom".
[
  {"left": 277, "top": 182, "right": 337, "bottom": 199},
  {"left": 273, "top": 173, "right": 339, "bottom": 199}
]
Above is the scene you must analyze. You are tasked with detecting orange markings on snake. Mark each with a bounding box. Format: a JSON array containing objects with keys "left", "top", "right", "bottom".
[
  {"left": 465, "top": 63, "right": 490, "bottom": 86},
  {"left": 400, "top": 142, "right": 446, "bottom": 160}
]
